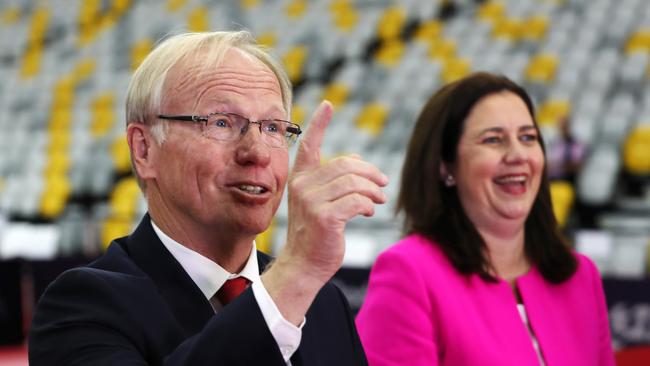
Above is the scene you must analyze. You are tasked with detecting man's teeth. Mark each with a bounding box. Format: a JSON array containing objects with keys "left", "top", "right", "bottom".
[
  {"left": 495, "top": 176, "right": 526, "bottom": 184},
  {"left": 239, "top": 185, "right": 266, "bottom": 194}
]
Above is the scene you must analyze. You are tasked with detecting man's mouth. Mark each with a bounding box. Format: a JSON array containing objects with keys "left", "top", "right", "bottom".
[{"left": 237, "top": 184, "right": 268, "bottom": 194}]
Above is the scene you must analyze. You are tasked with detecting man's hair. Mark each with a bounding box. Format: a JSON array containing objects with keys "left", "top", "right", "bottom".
[
  {"left": 125, "top": 31, "right": 292, "bottom": 189},
  {"left": 396, "top": 72, "right": 577, "bottom": 284}
]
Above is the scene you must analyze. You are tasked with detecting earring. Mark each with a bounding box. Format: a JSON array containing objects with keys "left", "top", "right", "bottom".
[{"left": 445, "top": 175, "right": 455, "bottom": 187}]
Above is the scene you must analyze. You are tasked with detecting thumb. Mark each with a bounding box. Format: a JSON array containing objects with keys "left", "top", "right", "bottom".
[{"left": 293, "top": 100, "right": 333, "bottom": 172}]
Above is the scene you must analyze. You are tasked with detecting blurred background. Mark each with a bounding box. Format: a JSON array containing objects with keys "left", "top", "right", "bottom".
[{"left": 0, "top": 0, "right": 649, "bottom": 364}]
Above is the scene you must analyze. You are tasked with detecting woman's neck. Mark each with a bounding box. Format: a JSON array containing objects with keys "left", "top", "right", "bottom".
[{"left": 479, "top": 226, "right": 530, "bottom": 285}]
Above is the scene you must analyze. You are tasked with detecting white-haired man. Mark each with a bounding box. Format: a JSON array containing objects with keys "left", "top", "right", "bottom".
[{"left": 29, "top": 31, "right": 387, "bottom": 365}]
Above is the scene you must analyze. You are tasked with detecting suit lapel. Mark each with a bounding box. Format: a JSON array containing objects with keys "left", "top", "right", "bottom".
[{"left": 125, "top": 214, "right": 215, "bottom": 337}]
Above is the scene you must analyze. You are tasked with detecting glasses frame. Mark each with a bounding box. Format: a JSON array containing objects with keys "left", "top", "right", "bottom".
[{"left": 157, "top": 112, "right": 302, "bottom": 148}]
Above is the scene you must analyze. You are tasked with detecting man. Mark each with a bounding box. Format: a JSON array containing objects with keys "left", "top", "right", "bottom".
[{"left": 28, "top": 31, "right": 387, "bottom": 365}]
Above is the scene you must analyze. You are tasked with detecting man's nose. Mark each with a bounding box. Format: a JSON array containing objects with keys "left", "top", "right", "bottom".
[{"left": 235, "top": 122, "right": 271, "bottom": 166}]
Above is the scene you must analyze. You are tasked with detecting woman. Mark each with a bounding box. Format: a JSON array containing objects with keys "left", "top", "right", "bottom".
[{"left": 356, "top": 72, "right": 614, "bottom": 365}]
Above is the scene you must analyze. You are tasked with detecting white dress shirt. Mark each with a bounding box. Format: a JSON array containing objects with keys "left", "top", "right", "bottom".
[{"left": 151, "top": 221, "right": 303, "bottom": 363}]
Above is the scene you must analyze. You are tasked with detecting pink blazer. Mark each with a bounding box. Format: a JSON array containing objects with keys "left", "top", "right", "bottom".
[{"left": 356, "top": 234, "right": 615, "bottom": 366}]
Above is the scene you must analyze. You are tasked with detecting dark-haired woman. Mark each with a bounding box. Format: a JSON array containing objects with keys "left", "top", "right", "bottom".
[{"left": 356, "top": 72, "right": 614, "bottom": 366}]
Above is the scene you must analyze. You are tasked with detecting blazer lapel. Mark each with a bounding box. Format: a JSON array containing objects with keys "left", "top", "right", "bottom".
[{"left": 125, "top": 214, "right": 215, "bottom": 337}]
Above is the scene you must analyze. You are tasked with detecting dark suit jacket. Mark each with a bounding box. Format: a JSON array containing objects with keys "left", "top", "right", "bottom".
[{"left": 28, "top": 215, "right": 368, "bottom": 365}]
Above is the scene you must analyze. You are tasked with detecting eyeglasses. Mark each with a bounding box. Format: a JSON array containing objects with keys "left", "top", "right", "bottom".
[{"left": 157, "top": 112, "right": 302, "bottom": 148}]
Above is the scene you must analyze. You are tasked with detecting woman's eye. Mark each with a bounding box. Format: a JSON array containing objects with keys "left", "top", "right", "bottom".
[
  {"left": 482, "top": 136, "right": 501, "bottom": 144},
  {"left": 520, "top": 134, "right": 538, "bottom": 142}
]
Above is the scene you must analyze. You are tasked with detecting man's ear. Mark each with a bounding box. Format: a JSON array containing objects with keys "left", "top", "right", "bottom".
[{"left": 127, "top": 123, "right": 157, "bottom": 181}]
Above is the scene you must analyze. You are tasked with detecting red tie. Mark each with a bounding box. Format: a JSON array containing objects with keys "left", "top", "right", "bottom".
[{"left": 216, "top": 277, "right": 250, "bottom": 305}]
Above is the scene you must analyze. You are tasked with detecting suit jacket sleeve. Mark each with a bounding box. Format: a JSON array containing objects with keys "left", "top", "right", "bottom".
[{"left": 28, "top": 267, "right": 286, "bottom": 366}]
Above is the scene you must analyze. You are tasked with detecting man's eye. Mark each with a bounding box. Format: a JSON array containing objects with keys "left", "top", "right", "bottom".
[
  {"left": 264, "top": 122, "right": 281, "bottom": 134},
  {"left": 213, "top": 118, "right": 231, "bottom": 128}
]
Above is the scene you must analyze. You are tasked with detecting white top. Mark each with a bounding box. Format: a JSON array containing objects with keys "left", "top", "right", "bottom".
[
  {"left": 517, "top": 303, "right": 546, "bottom": 366},
  {"left": 151, "top": 221, "right": 302, "bottom": 364}
]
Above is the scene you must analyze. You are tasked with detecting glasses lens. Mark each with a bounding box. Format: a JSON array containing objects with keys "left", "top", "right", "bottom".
[
  {"left": 262, "top": 120, "right": 299, "bottom": 147},
  {"left": 204, "top": 113, "right": 299, "bottom": 148},
  {"left": 205, "top": 113, "right": 246, "bottom": 141}
]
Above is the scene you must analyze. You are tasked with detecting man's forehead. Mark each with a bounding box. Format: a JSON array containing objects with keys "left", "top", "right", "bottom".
[{"left": 163, "top": 48, "right": 284, "bottom": 112}]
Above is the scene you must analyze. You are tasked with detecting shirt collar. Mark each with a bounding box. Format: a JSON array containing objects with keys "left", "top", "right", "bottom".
[{"left": 150, "top": 220, "right": 260, "bottom": 301}]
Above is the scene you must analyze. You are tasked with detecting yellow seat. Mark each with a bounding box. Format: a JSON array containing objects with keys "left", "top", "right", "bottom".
[
  {"left": 72, "top": 59, "right": 96, "bottom": 82},
  {"left": 356, "top": 103, "right": 388, "bottom": 137},
  {"left": 45, "top": 150, "right": 70, "bottom": 177},
  {"left": 492, "top": 17, "right": 522, "bottom": 41},
  {"left": 131, "top": 38, "right": 153, "bottom": 71},
  {"left": 625, "top": 28, "right": 650, "bottom": 54},
  {"left": 111, "top": 136, "right": 132, "bottom": 174},
  {"left": 428, "top": 39, "right": 457, "bottom": 62},
  {"left": 414, "top": 20, "right": 443, "bottom": 47},
  {"left": 525, "top": 53, "right": 558, "bottom": 83},
  {"left": 333, "top": 7, "right": 358, "bottom": 32},
  {"left": 109, "top": 177, "right": 141, "bottom": 219},
  {"left": 377, "top": 6, "right": 406, "bottom": 41},
  {"left": 286, "top": 0, "right": 307, "bottom": 18},
  {"left": 550, "top": 180, "right": 575, "bottom": 228},
  {"left": 322, "top": 83, "right": 350, "bottom": 108},
  {"left": 167, "top": 0, "right": 187, "bottom": 12},
  {"left": 91, "top": 92, "right": 116, "bottom": 137},
  {"left": 477, "top": 1, "right": 505, "bottom": 24},
  {"left": 40, "top": 174, "right": 71, "bottom": 219},
  {"left": 101, "top": 217, "right": 132, "bottom": 250},
  {"left": 2, "top": 6, "right": 21, "bottom": 24},
  {"left": 536, "top": 100, "right": 570, "bottom": 127},
  {"left": 521, "top": 15, "right": 549, "bottom": 42},
  {"left": 20, "top": 7, "right": 49, "bottom": 79},
  {"left": 78, "top": 0, "right": 101, "bottom": 45},
  {"left": 240, "top": 0, "right": 260, "bottom": 10},
  {"left": 48, "top": 128, "right": 71, "bottom": 153},
  {"left": 375, "top": 39, "right": 405, "bottom": 67},
  {"left": 187, "top": 6, "right": 209, "bottom": 32},
  {"left": 623, "top": 126, "right": 650, "bottom": 175},
  {"left": 257, "top": 31, "right": 276, "bottom": 48},
  {"left": 290, "top": 105, "right": 306, "bottom": 126},
  {"left": 283, "top": 45, "right": 308, "bottom": 83},
  {"left": 441, "top": 58, "right": 471, "bottom": 84}
]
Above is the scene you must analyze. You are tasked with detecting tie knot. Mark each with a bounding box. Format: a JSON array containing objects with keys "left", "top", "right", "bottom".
[{"left": 216, "top": 277, "right": 250, "bottom": 305}]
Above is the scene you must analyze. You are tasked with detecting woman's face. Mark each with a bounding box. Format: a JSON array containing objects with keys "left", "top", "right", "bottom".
[{"left": 449, "top": 91, "right": 545, "bottom": 231}]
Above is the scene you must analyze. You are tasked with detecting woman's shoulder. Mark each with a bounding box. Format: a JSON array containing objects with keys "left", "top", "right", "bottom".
[
  {"left": 377, "top": 233, "right": 455, "bottom": 271},
  {"left": 570, "top": 251, "right": 602, "bottom": 281}
]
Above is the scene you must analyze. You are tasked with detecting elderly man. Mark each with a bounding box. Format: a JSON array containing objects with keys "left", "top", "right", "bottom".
[{"left": 28, "top": 31, "right": 387, "bottom": 365}]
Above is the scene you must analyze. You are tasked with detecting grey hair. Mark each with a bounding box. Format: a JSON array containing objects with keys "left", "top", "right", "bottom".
[{"left": 125, "top": 31, "right": 293, "bottom": 190}]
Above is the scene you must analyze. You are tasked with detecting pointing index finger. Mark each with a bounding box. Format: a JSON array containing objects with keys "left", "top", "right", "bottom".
[{"left": 293, "top": 100, "right": 333, "bottom": 172}]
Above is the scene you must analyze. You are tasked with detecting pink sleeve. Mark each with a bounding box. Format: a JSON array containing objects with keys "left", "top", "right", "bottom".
[
  {"left": 356, "top": 248, "right": 439, "bottom": 366},
  {"left": 583, "top": 256, "right": 616, "bottom": 366}
]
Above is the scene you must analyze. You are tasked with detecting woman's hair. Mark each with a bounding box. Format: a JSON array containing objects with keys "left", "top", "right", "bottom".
[{"left": 396, "top": 72, "right": 577, "bottom": 283}]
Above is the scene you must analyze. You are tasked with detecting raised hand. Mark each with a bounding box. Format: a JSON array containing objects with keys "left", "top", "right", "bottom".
[{"left": 262, "top": 100, "right": 388, "bottom": 325}]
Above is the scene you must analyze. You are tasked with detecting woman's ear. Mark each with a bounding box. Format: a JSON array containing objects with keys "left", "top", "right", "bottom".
[
  {"left": 439, "top": 162, "right": 456, "bottom": 187},
  {"left": 127, "top": 122, "right": 157, "bottom": 181}
]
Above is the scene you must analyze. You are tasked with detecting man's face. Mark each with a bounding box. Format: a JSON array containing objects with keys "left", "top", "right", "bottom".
[{"left": 149, "top": 48, "right": 289, "bottom": 238}]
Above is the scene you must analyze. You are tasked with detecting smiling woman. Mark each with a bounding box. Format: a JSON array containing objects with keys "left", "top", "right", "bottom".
[{"left": 356, "top": 72, "right": 616, "bottom": 366}]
